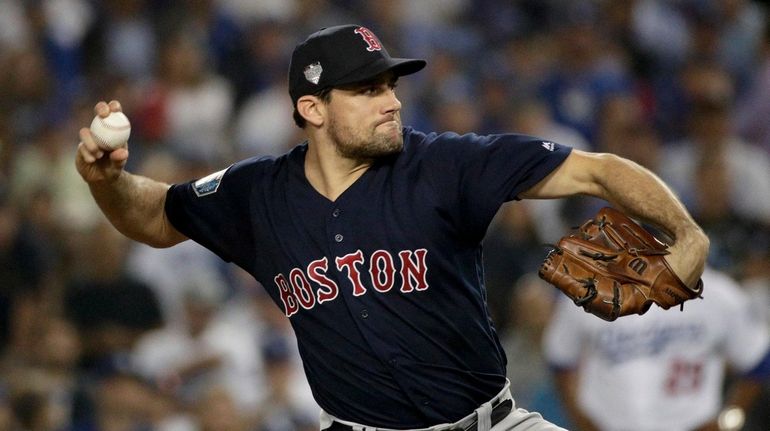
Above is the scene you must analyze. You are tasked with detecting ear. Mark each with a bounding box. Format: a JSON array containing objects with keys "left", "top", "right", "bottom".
[{"left": 297, "top": 95, "right": 325, "bottom": 127}]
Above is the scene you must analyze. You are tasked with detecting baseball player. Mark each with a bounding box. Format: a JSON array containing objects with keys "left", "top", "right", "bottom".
[
  {"left": 75, "top": 25, "right": 709, "bottom": 430},
  {"left": 543, "top": 266, "right": 770, "bottom": 431}
]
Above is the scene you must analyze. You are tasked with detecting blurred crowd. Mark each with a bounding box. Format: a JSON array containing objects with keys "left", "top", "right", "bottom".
[{"left": 1, "top": 0, "right": 769, "bottom": 430}]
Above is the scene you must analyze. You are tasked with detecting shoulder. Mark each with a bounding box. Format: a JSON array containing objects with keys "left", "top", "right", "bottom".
[
  {"left": 202, "top": 155, "right": 271, "bottom": 193},
  {"left": 225, "top": 144, "right": 305, "bottom": 179},
  {"left": 401, "top": 127, "right": 455, "bottom": 151},
  {"left": 186, "top": 145, "right": 302, "bottom": 198},
  {"left": 402, "top": 127, "right": 566, "bottom": 155}
]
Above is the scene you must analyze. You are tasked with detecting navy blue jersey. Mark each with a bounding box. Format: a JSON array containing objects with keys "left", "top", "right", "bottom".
[{"left": 165, "top": 127, "right": 571, "bottom": 427}]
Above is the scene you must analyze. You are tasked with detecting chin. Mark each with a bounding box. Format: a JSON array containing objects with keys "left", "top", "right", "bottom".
[
  {"left": 383, "top": 123, "right": 403, "bottom": 141},
  {"left": 351, "top": 136, "right": 403, "bottom": 160},
  {"left": 379, "top": 133, "right": 404, "bottom": 154}
]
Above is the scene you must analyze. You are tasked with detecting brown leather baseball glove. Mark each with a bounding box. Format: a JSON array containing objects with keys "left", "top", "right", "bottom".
[{"left": 538, "top": 207, "right": 703, "bottom": 321}]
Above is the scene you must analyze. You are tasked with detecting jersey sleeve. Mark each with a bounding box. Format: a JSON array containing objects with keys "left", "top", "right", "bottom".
[
  {"left": 164, "top": 157, "right": 264, "bottom": 269},
  {"left": 415, "top": 130, "right": 572, "bottom": 240}
]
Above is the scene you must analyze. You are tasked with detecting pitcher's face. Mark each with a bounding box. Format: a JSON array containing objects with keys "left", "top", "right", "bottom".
[{"left": 324, "top": 72, "right": 403, "bottom": 160}]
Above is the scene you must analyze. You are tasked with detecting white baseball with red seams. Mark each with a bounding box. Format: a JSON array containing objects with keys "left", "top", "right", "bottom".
[{"left": 90, "top": 111, "right": 131, "bottom": 150}]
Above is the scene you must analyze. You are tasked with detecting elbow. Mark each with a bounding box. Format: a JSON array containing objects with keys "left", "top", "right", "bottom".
[
  {"left": 144, "top": 222, "right": 187, "bottom": 249},
  {"left": 114, "top": 220, "right": 186, "bottom": 249},
  {"left": 118, "top": 230, "right": 181, "bottom": 249},
  {"left": 596, "top": 152, "right": 635, "bottom": 176},
  {"left": 578, "top": 152, "right": 630, "bottom": 199}
]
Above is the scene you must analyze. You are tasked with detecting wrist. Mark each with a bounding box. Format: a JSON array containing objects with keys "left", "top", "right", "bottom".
[
  {"left": 674, "top": 224, "right": 709, "bottom": 251},
  {"left": 88, "top": 169, "right": 127, "bottom": 188},
  {"left": 672, "top": 225, "right": 709, "bottom": 262}
]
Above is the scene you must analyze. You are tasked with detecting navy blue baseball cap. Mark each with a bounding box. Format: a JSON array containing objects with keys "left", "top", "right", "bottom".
[{"left": 289, "top": 24, "right": 426, "bottom": 105}]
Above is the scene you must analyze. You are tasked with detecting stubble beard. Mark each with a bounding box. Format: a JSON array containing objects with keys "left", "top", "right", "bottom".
[{"left": 327, "top": 116, "right": 404, "bottom": 161}]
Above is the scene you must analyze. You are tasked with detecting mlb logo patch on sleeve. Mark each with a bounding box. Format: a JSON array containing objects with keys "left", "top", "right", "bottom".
[{"left": 193, "top": 166, "right": 230, "bottom": 197}]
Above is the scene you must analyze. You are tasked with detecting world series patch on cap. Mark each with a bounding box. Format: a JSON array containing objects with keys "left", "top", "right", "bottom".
[{"left": 288, "top": 24, "right": 426, "bottom": 105}]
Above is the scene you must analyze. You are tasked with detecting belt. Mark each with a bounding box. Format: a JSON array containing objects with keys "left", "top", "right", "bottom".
[
  {"left": 455, "top": 399, "right": 513, "bottom": 431},
  {"left": 325, "top": 398, "right": 513, "bottom": 431}
]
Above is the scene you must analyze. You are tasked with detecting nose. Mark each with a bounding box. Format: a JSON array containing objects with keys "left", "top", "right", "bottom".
[{"left": 383, "top": 88, "right": 401, "bottom": 114}]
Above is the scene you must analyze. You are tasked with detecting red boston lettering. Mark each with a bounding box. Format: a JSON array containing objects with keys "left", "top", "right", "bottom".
[
  {"left": 274, "top": 248, "right": 430, "bottom": 317},
  {"left": 370, "top": 250, "right": 396, "bottom": 292},
  {"left": 336, "top": 250, "right": 367, "bottom": 296},
  {"left": 290, "top": 268, "right": 316, "bottom": 310},
  {"left": 399, "top": 249, "right": 429, "bottom": 293},
  {"left": 308, "top": 257, "right": 339, "bottom": 304},
  {"left": 274, "top": 273, "right": 299, "bottom": 317}
]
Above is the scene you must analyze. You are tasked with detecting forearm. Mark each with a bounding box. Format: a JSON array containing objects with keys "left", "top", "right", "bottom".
[
  {"left": 585, "top": 154, "right": 709, "bottom": 286},
  {"left": 590, "top": 155, "right": 694, "bottom": 235},
  {"left": 89, "top": 171, "right": 185, "bottom": 248},
  {"left": 522, "top": 150, "right": 709, "bottom": 287},
  {"left": 77, "top": 101, "right": 186, "bottom": 247}
]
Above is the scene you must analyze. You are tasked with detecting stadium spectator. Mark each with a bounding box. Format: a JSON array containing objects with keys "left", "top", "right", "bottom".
[
  {"left": 0, "top": 2, "right": 768, "bottom": 429},
  {"left": 544, "top": 267, "right": 770, "bottom": 431}
]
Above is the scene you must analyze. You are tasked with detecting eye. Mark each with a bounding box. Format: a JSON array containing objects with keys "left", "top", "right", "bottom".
[
  {"left": 357, "top": 81, "right": 397, "bottom": 96},
  {"left": 361, "top": 85, "right": 380, "bottom": 95}
]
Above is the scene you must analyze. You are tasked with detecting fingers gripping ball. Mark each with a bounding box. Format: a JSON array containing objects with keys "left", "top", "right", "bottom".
[
  {"left": 90, "top": 112, "right": 131, "bottom": 151},
  {"left": 538, "top": 207, "right": 704, "bottom": 321}
]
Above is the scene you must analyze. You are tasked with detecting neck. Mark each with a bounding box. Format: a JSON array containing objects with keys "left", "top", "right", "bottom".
[{"left": 304, "top": 137, "right": 372, "bottom": 201}]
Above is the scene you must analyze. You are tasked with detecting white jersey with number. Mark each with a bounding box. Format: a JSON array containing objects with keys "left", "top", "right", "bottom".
[{"left": 543, "top": 267, "right": 770, "bottom": 431}]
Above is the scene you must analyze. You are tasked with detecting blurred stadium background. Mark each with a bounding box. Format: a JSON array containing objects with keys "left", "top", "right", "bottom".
[{"left": 0, "top": 1, "right": 769, "bottom": 430}]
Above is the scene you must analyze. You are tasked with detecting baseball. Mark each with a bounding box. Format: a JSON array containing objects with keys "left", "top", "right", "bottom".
[{"left": 90, "top": 111, "right": 131, "bottom": 151}]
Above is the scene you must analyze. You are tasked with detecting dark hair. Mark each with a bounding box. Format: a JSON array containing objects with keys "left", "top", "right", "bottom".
[{"left": 293, "top": 87, "right": 333, "bottom": 128}]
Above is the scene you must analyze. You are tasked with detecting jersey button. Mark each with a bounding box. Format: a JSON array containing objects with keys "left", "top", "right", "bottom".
[
  {"left": 360, "top": 309, "right": 368, "bottom": 318},
  {"left": 334, "top": 234, "right": 343, "bottom": 242},
  {"left": 332, "top": 208, "right": 341, "bottom": 217}
]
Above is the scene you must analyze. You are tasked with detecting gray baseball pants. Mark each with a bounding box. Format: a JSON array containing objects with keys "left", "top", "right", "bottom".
[{"left": 319, "top": 380, "right": 568, "bottom": 431}]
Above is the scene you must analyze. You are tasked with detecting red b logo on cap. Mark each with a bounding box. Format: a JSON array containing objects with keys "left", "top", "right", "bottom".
[{"left": 354, "top": 27, "right": 382, "bottom": 52}]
